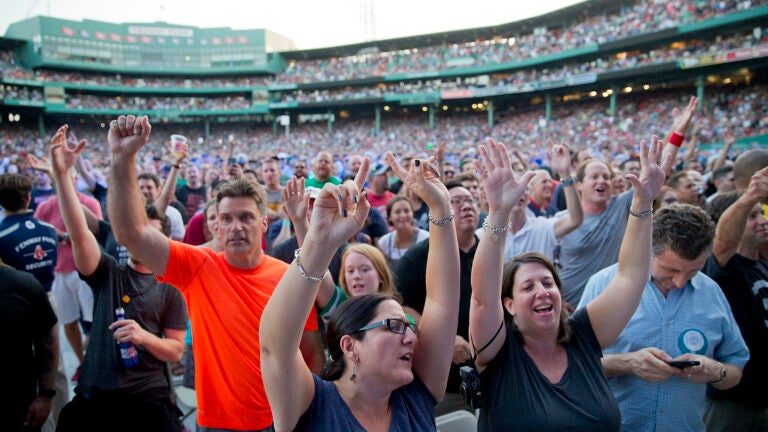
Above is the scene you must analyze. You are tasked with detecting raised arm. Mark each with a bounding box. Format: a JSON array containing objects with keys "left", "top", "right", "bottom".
[
  {"left": 712, "top": 166, "right": 768, "bottom": 267},
  {"left": 661, "top": 96, "right": 698, "bottom": 177},
  {"left": 107, "top": 115, "right": 170, "bottom": 276},
  {"left": 470, "top": 139, "right": 536, "bottom": 371},
  {"left": 49, "top": 125, "right": 101, "bottom": 276},
  {"left": 585, "top": 136, "right": 670, "bottom": 348},
  {"left": 260, "top": 159, "right": 371, "bottom": 431},
  {"left": 386, "top": 151, "right": 460, "bottom": 400},
  {"left": 155, "top": 141, "right": 188, "bottom": 215},
  {"left": 549, "top": 140, "right": 583, "bottom": 239},
  {"left": 712, "top": 130, "right": 736, "bottom": 172}
]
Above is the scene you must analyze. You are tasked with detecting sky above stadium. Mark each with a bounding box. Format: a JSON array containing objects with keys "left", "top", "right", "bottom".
[{"left": 2, "top": 0, "right": 584, "bottom": 50}]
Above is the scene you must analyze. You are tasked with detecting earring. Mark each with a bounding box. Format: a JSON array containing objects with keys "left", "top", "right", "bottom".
[{"left": 350, "top": 360, "right": 358, "bottom": 382}]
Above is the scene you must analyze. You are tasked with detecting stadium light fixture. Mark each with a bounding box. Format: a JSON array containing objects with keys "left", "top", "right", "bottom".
[
  {"left": 643, "top": 84, "right": 650, "bottom": 90},
  {"left": 384, "top": 105, "right": 390, "bottom": 111},
  {"left": 623, "top": 87, "right": 632, "bottom": 93},
  {"left": 422, "top": 106, "right": 428, "bottom": 112},
  {"left": 723, "top": 78, "right": 732, "bottom": 84},
  {"left": 589, "top": 91, "right": 597, "bottom": 97}
]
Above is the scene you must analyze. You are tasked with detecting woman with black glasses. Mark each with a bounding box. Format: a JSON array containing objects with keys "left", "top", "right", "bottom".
[{"left": 260, "top": 152, "right": 459, "bottom": 431}]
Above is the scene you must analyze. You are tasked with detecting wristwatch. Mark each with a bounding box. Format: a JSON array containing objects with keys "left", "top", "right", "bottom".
[{"left": 710, "top": 362, "right": 727, "bottom": 385}]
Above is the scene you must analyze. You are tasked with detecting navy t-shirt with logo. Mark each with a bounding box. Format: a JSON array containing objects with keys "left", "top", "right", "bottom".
[{"left": 0, "top": 213, "right": 58, "bottom": 291}]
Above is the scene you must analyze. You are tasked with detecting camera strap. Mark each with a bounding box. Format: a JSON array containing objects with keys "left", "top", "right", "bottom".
[{"left": 470, "top": 320, "right": 504, "bottom": 364}]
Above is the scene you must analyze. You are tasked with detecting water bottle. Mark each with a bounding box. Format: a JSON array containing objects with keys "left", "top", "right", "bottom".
[{"left": 115, "top": 307, "right": 139, "bottom": 368}]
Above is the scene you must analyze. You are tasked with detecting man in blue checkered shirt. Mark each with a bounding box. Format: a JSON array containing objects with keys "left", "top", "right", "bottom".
[{"left": 579, "top": 204, "right": 749, "bottom": 432}]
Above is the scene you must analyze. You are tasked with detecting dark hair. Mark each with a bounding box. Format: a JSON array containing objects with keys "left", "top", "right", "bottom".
[
  {"left": 216, "top": 179, "right": 267, "bottom": 216},
  {"left": 711, "top": 165, "right": 733, "bottom": 183},
  {"left": 145, "top": 205, "right": 171, "bottom": 237},
  {"left": 619, "top": 157, "right": 640, "bottom": 171},
  {"left": 451, "top": 172, "right": 478, "bottom": 186},
  {"left": 653, "top": 185, "right": 678, "bottom": 212},
  {"left": 137, "top": 172, "right": 161, "bottom": 188},
  {"left": 652, "top": 204, "right": 714, "bottom": 260},
  {"left": 666, "top": 171, "right": 691, "bottom": 190},
  {"left": 322, "top": 293, "right": 394, "bottom": 381},
  {"left": 706, "top": 191, "right": 742, "bottom": 225},
  {"left": 444, "top": 179, "right": 470, "bottom": 191},
  {"left": 0, "top": 173, "right": 32, "bottom": 211},
  {"left": 385, "top": 195, "right": 413, "bottom": 224},
  {"left": 501, "top": 252, "right": 572, "bottom": 344}
]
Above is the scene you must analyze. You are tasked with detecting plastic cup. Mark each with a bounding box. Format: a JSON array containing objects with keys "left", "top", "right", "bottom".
[{"left": 170, "top": 134, "right": 188, "bottom": 159}]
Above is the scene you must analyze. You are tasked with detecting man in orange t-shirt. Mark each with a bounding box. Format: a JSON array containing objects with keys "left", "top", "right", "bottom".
[{"left": 106, "top": 115, "right": 324, "bottom": 431}]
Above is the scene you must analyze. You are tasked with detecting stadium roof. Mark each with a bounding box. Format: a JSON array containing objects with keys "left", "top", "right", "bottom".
[
  {"left": 281, "top": 0, "right": 636, "bottom": 60},
  {"left": 0, "top": 36, "right": 26, "bottom": 50}
]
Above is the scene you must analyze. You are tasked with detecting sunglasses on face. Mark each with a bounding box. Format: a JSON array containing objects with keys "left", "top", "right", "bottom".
[{"left": 356, "top": 318, "right": 418, "bottom": 335}]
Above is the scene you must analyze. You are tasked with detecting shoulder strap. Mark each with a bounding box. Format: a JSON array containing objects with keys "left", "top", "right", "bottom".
[{"left": 470, "top": 320, "right": 505, "bottom": 363}]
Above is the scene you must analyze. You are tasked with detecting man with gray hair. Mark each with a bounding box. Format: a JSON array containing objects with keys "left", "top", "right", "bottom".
[{"left": 579, "top": 204, "right": 749, "bottom": 432}]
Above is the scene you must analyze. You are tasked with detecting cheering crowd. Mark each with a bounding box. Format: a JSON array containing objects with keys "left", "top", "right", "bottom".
[{"left": 1, "top": 92, "right": 766, "bottom": 432}]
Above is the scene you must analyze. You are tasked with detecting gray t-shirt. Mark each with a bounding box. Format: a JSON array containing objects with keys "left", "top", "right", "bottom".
[
  {"left": 555, "top": 190, "right": 633, "bottom": 305},
  {"left": 78, "top": 254, "right": 188, "bottom": 399}
]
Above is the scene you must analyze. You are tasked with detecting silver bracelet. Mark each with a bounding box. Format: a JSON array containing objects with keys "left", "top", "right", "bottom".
[
  {"left": 482, "top": 218, "right": 511, "bottom": 242},
  {"left": 293, "top": 248, "right": 327, "bottom": 282},
  {"left": 428, "top": 210, "right": 455, "bottom": 226},
  {"left": 629, "top": 208, "right": 654, "bottom": 218}
]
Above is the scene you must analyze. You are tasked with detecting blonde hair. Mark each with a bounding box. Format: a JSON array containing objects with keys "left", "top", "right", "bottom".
[{"left": 339, "top": 243, "right": 395, "bottom": 298}]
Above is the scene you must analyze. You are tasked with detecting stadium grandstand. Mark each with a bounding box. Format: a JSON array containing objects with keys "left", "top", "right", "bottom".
[
  {"left": 1, "top": 0, "right": 767, "bottom": 174},
  {"left": 3, "top": 2, "right": 768, "bottom": 430}
]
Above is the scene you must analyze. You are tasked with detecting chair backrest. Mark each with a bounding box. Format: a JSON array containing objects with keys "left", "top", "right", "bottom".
[
  {"left": 175, "top": 385, "right": 197, "bottom": 421},
  {"left": 436, "top": 410, "right": 477, "bottom": 432}
]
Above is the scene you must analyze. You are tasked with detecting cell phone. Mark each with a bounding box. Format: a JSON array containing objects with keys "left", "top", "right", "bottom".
[
  {"left": 228, "top": 157, "right": 237, "bottom": 165},
  {"left": 667, "top": 360, "right": 700, "bottom": 368}
]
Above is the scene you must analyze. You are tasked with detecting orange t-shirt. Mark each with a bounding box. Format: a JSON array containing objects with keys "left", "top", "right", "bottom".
[{"left": 158, "top": 240, "right": 318, "bottom": 430}]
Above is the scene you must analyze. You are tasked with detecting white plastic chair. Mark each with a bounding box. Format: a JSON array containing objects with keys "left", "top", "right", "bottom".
[
  {"left": 175, "top": 384, "right": 197, "bottom": 422},
  {"left": 436, "top": 409, "right": 477, "bottom": 432}
]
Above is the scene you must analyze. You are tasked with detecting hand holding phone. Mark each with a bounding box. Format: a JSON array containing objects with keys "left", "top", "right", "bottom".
[{"left": 667, "top": 360, "right": 700, "bottom": 368}]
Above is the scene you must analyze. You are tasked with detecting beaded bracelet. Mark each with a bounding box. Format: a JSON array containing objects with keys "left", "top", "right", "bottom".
[
  {"left": 629, "top": 208, "right": 654, "bottom": 218},
  {"left": 560, "top": 177, "right": 575, "bottom": 187},
  {"left": 294, "top": 248, "right": 328, "bottom": 282},
  {"left": 428, "top": 211, "right": 455, "bottom": 226}
]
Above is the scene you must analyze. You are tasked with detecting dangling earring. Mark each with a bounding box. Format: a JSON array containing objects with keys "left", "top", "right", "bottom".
[{"left": 350, "top": 360, "right": 358, "bottom": 382}]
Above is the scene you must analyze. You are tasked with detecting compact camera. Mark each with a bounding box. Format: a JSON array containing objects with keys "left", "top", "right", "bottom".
[{"left": 459, "top": 365, "right": 483, "bottom": 409}]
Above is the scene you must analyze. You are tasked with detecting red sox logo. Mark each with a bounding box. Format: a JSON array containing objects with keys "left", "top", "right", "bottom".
[{"left": 34, "top": 245, "right": 47, "bottom": 260}]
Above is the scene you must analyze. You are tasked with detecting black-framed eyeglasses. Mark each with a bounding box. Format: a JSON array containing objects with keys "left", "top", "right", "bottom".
[{"left": 356, "top": 318, "right": 418, "bottom": 335}]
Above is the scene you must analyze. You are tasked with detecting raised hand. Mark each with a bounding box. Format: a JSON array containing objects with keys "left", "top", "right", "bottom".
[
  {"left": 27, "top": 154, "right": 52, "bottom": 177},
  {"left": 671, "top": 96, "right": 699, "bottom": 135},
  {"left": 305, "top": 158, "right": 371, "bottom": 251},
  {"left": 107, "top": 115, "right": 151, "bottom": 158},
  {"left": 626, "top": 135, "right": 670, "bottom": 203},
  {"left": 385, "top": 151, "right": 449, "bottom": 211},
  {"left": 547, "top": 139, "right": 571, "bottom": 178},
  {"left": 50, "top": 124, "right": 86, "bottom": 177},
  {"left": 743, "top": 166, "right": 768, "bottom": 205},
  {"left": 475, "top": 138, "right": 536, "bottom": 213},
  {"left": 283, "top": 176, "right": 309, "bottom": 225}
]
